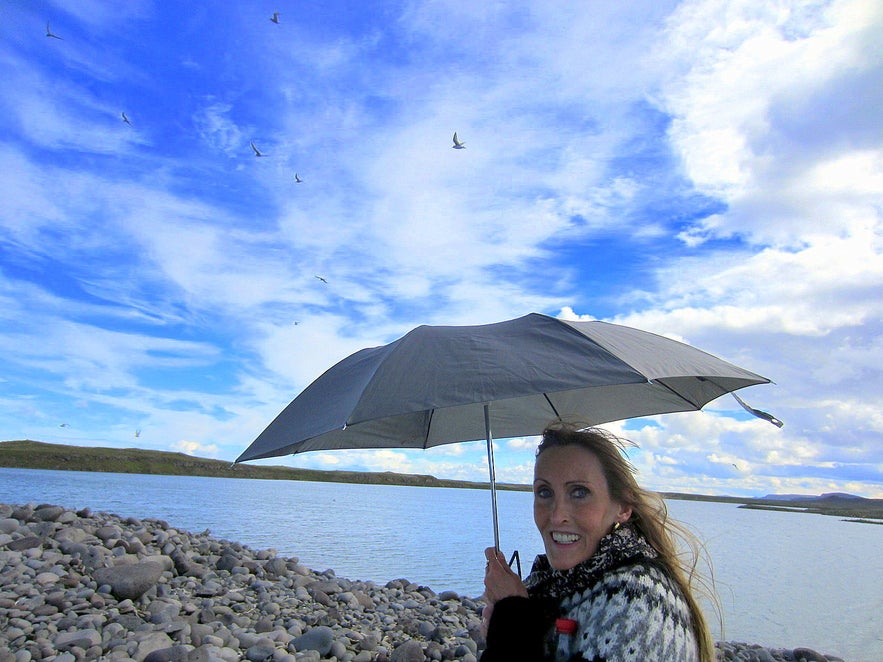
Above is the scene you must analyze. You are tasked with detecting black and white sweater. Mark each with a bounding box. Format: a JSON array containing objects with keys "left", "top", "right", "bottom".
[{"left": 481, "top": 525, "right": 700, "bottom": 662}]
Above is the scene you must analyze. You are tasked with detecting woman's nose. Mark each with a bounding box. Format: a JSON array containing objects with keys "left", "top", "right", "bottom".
[{"left": 550, "top": 498, "right": 569, "bottom": 522}]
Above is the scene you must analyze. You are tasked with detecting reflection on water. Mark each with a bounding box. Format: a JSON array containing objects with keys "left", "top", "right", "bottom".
[{"left": 1, "top": 468, "right": 880, "bottom": 661}]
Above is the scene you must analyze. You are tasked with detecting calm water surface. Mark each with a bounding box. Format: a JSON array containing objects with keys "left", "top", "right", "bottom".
[{"left": 1, "top": 468, "right": 880, "bottom": 661}]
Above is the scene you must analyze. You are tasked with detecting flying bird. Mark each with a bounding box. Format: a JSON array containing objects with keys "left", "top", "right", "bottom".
[
  {"left": 315, "top": 275, "right": 328, "bottom": 284},
  {"left": 270, "top": 12, "right": 280, "bottom": 24},
  {"left": 250, "top": 141, "right": 266, "bottom": 157},
  {"left": 135, "top": 429, "right": 141, "bottom": 438},
  {"left": 294, "top": 173, "right": 303, "bottom": 183},
  {"left": 452, "top": 132, "right": 465, "bottom": 149},
  {"left": 121, "top": 112, "right": 131, "bottom": 125},
  {"left": 46, "top": 22, "right": 63, "bottom": 39},
  {"left": 59, "top": 423, "right": 69, "bottom": 428}
]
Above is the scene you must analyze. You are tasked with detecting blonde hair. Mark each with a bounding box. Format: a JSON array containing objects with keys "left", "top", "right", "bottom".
[{"left": 538, "top": 423, "right": 718, "bottom": 662}]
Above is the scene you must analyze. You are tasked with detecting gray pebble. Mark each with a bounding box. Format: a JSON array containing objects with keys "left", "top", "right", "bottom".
[
  {"left": 93, "top": 561, "right": 164, "bottom": 600},
  {"left": 143, "top": 645, "right": 193, "bottom": 662},
  {"left": 793, "top": 648, "right": 831, "bottom": 662},
  {"left": 291, "top": 625, "right": 334, "bottom": 656},
  {"left": 391, "top": 639, "right": 426, "bottom": 662}
]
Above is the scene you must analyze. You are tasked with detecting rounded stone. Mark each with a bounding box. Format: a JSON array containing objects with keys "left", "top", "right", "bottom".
[
  {"left": 245, "top": 643, "right": 276, "bottom": 661},
  {"left": 7, "top": 536, "right": 42, "bottom": 552},
  {"left": 93, "top": 561, "right": 163, "bottom": 600},
  {"left": 143, "top": 646, "right": 193, "bottom": 662},
  {"left": 391, "top": 640, "right": 426, "bottom": 662},
  {"left": 291, "top": 626, "right": 334, "bottom": 656},
  {"left": 54, "top": 628, "right": 102, "bottom": 650},
  {"left": 33, "top": 505, "right": 65, "bottom": 522},
  {"left": 0, "top": 518, "right": 20, "bottom": 534},
  {"left": 793, "top": 648, "right": 829, "bottom": 662}
]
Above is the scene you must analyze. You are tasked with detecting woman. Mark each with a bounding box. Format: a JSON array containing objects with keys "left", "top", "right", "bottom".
[{"left": 480, "top": 424, "right": 715, "bottom": 662}]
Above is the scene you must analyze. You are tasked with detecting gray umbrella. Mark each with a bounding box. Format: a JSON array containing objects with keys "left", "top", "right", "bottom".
[{"left": 237, "top": 313, "right": 780, "bottom": 549}]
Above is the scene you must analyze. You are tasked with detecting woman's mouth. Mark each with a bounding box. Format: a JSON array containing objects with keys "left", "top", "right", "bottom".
[{"left": 551, "top": 531, "right": 580, "bottom": 544}]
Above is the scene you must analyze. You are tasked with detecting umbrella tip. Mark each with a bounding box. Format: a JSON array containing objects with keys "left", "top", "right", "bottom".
[{"left": 732, "top": 393, "right": 783, "bottom": 428}]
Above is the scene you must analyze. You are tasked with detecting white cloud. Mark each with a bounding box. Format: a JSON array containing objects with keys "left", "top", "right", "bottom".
[
  {"left": 193, "top": 101, "right": 244, "bottom": 156},
  {"left": 657, "top": 0, "right": 882, "bottom": 244},
  {"left": 173, "top": 440, "right": 220, "bottom": 457}
]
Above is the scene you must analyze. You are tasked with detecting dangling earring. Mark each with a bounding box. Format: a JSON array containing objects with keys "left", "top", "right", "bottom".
[{"left": 612, "top": 521, "right": 621, "bottom": 532}]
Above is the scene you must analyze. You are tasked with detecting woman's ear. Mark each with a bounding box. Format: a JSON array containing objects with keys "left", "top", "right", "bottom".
[{"left": 618, "top": 505, "right": 633, "bottom": 523}]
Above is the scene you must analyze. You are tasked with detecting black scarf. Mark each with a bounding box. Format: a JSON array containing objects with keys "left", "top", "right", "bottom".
[{"left": 523, "top": 522, "right": 658, "bottom": 621}]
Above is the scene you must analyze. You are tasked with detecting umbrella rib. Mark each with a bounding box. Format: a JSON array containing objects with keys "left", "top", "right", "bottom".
[
  {"left": 543, "top": 393, "right": 562, "bottom": 420},
  {"left": 652, "top": 378, "right": 702, "bottom": 410},
  {"left": 423, "top": 408, "right": 434, "bottom": 450}
]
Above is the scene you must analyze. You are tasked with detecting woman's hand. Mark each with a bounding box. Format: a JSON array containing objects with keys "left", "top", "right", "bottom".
[
  {"left": 482, "top": 546, "right": 529, "bottom": 636},
  {"left": 483, "top": 547, "right": 528, "bottom": 603}
]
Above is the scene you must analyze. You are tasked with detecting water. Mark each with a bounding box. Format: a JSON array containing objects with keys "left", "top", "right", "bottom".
[{"left": 1, "top": 468, "right": 880, "bottom": 662}]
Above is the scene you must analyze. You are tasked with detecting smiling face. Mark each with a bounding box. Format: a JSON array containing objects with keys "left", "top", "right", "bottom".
[{"left": 533, "top": 444, "right": 632, "bottom": 571}]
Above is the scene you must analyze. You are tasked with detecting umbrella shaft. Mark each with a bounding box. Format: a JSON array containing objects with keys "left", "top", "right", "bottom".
[{"left": 485, "top": 404, "right": 500, "bottom": 551}]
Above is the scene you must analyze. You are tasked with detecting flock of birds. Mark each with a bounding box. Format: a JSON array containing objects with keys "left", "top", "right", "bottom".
[
  {"left": 45, "top": 14, "right": 467, "bottom": 188},
  {"left": 41, "top": 11, "right": 467, "bottom": 294}
]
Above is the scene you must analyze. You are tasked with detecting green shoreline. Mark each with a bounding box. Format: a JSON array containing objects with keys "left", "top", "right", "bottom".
[{"left": 3, "top": 439, "right": 882, "bottom": 521}]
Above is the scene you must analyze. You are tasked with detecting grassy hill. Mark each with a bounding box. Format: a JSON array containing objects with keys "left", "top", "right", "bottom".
[{"left": 0, "top": 439, "right": 529, "bottom": 491}]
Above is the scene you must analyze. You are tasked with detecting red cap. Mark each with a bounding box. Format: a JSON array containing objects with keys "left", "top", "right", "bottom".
[{"left": 555, "top": 618, "right": 578, "bottom": 635}]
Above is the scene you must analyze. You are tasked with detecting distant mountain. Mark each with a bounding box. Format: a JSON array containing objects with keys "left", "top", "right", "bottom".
[
  {"left": 818, "top": 492, "right": 864, "bottom": 500},
  {"left": 742, "top": 491, "right": 883, "bottom": 521},
  {"left": 760, "top": 492, "right": 865, "bottom": 502}
]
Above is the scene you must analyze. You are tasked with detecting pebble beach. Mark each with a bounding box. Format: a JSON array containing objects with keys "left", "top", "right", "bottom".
[{"left": 0, "top": 503, "right": 847, "bottom": 662}]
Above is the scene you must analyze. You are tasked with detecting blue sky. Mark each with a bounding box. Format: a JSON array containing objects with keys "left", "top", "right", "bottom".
[{"left": 1, "top": 1, "right": 881, "bottom": 498}]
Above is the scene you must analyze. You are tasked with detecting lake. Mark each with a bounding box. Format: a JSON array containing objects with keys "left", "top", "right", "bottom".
[{"left": 1, "top": 468, "right": 880, "bottom": 661}]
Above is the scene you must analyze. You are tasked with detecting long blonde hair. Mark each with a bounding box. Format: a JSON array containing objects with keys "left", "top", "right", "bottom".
[{"left": 538, "top": 423, "right": 718, "bottom": 662}]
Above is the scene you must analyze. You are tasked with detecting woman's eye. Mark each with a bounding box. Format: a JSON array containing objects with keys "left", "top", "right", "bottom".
[
  {"left": 535, "top": 486, "right": 552, "bottom": 499},
  {"left": 570, "top": 486, "right": 589, "bottom": 498}
]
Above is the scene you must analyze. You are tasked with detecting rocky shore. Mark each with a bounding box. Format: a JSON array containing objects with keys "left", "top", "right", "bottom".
[{"left": 1, "top": 503, "right": 846, "bottom": 662}]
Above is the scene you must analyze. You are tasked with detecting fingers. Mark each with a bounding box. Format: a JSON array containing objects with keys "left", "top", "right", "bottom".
[{"left": 484, "top": 546, "right": 507, "bottom": 564}]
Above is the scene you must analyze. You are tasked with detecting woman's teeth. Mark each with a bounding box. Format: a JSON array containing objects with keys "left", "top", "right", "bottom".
[{"left": 551, "top": 532, "right": 580, "bottom": 544}]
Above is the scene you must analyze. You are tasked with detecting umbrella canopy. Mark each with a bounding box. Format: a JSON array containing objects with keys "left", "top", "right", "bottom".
[
  {"left": 238, "top": 313, "right": 775, "bottom": 462},
  {"left": 237, "top": 313, "right": 779, "bottom": 552}
]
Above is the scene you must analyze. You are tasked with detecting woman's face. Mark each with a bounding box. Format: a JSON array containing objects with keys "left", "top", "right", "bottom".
[{"left": 533, "top": 444, "right": 632, "bottom": 571}]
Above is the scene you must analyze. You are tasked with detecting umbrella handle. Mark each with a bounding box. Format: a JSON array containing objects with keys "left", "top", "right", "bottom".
[{"left": 508, "top": 550, "right": 522, "bottom": 578}]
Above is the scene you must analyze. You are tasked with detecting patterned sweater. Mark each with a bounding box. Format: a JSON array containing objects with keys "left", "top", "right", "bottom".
[
  {"left": 556, "top": 559, "right": 699, "bottom": 661},
  {"left": 481, "top": 525, "right": 700, "bottom": 662}
]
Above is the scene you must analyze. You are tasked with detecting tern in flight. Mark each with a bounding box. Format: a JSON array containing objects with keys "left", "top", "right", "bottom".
[
  {"left": 250, "top": 141, "right": 266, "bottom": 157},
  {"left": 121, "top": 112, "right": 131, "bottom": 125},
  {"left": 270, "top": 12, "right": 280, "bottom": 24},
  {"left": 452, "top": 132, "right": 465, "bottom": 149},
  {"left": 46, "top": 22, "right": 63, "bottom": 39},
  {"left": 135, "top": 429, "right": 141, "bottom": 438},
  {"left": 294, "top": 173, "right": 303, "bottom": 183},
  {"left": 315, "top": 275, "right": 328, "bottom": 284}
]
